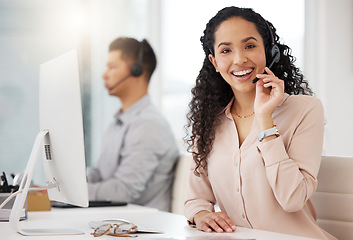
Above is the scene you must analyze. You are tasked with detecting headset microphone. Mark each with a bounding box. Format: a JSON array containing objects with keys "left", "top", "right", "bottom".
[
  {"left": 252, "top": 49, "right": 280, "bottom": 84},
  {"left": 108, "top": 74, "right": 131, "bottom": 91}
]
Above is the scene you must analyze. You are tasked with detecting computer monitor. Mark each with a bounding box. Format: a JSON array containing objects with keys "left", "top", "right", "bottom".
[{"left": 9, "top": 49, "right": 89, "bottom": 236}]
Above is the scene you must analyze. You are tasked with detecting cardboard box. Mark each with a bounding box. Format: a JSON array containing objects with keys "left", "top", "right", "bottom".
[{"left": 27, "top": 190, "right": 51, "bottom": 212}]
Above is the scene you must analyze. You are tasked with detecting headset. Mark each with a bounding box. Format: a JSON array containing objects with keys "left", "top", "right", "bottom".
[
  {"left": 252, "top": 20, "right": 280, "bottom": 83},
  {"left": 108, "top": 40, "right": 144, "bottom": 91},
  {"left": 130, "top": 40, "right": 144, "bottom": 77}
]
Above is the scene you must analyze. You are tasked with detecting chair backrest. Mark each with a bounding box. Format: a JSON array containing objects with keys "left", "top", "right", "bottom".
[
  {"left": 311, "top": 156, "right": 353, "bottom": 240},
  {"left": 171, "top": 154, "right": 191, "bottom": 215}
]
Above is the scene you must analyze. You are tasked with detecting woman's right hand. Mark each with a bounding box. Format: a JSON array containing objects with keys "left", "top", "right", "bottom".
[{"left": 193, "top": 210, "right": 236, "bottom": 233}]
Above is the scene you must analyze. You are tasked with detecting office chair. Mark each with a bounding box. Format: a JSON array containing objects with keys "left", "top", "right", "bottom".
[
  {"left": 171, "top": 154, "right": 190, "bottom": 215},
  {"left": 311, "top": 156, "right": 353, "bottom": 240}
]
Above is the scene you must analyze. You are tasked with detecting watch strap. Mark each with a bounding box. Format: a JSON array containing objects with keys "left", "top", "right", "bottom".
[{"left": 257, "top": 125, "right": 279, "bottom": 142}]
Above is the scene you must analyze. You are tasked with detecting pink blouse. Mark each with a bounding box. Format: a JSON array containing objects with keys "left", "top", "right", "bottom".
[{"left": 184, "top": 94, "right": 336, "bottom": 240}]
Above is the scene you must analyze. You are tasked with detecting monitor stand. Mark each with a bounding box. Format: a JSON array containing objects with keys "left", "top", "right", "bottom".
[{"left": 9, "top": 130, "right": 84, "bottom": 236}]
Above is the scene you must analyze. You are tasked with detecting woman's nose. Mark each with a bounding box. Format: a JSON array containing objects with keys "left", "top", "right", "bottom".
[{"left": 233, "top": 51, "right": 247, "bottom": 65}]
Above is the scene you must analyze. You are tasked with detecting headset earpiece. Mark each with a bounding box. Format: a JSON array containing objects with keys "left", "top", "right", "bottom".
[
  {"left": 130, "top": 41, "right": 144, "bottom": 77},
  {"left": 271, "top": 44, "right": 280, "bottom": 63},
  {"left": 266, "top": 43, "right": 280, "bottom": 68},
  {"left": 264, "top": 21, "right": 280, "bottom": 68},
  {"left": 130, "top": 64, "right": 143, "bottom": 77}
]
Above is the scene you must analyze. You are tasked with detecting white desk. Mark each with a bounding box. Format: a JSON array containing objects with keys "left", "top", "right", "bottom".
[{"left": 0, "top": 204, "right": 318, "bottom": 240}]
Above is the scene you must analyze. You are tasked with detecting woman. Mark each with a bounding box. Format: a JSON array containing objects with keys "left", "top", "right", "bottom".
[{"left": 184, "top": 6, "right": 336, "bottom": 240}]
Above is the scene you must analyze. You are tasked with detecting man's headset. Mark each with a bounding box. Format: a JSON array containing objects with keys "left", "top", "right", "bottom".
[
  {"left": 252, "top": 20, "right": 280, "bottom": 83},
  {"left": 130, "top": 40, "right": 144, "bottom": 77},
  {"left": 109, "top": 40, "right": 144, "bottom": 91}
]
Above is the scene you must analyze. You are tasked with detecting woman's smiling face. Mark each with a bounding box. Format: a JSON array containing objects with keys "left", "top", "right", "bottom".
[{"left": 208, "top": 17, "right": 267, "bottom": 93}]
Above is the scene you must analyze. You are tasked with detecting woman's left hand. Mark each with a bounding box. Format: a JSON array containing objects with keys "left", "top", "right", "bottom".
[{"left": 254, "top": 67, "right": 284, "bottom": 121}]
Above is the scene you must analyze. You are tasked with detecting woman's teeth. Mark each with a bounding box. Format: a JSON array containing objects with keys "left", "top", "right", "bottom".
[{"left": 232, "top": 69, "right": 253, "bottom": 77}]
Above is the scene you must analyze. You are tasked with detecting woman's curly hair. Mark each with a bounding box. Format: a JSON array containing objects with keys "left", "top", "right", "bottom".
[{"left": 185, "top": 6, "right": 313, "bottom": 176}]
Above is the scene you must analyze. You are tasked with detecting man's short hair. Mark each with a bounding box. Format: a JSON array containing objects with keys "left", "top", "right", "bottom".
[{"left": 109, "top": 37, "right": 157, "bottom": 81}]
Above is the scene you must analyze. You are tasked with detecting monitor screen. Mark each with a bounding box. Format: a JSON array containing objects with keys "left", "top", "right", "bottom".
[
  {"left": 9, "top": 49, "right": 89, "bottom": 235},
  {"left": 40, "top": 49, "right": 88, "bottom": 207}
]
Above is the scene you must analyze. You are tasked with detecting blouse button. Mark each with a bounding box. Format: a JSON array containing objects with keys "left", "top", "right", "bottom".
[
  {"left": 242, "top": 213, "right": 246, "bottom": 219},
  {"left": 236, "top": 187, "right": 240, "bottom": 192}
]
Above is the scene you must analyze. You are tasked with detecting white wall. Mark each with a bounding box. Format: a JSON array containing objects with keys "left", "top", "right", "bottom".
[{"left": 305, "top": 0, "right": 353, "bottom": 156}]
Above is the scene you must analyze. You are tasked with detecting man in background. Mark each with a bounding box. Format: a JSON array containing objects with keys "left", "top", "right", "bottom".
[{"left": 87, "top": 37, "right": 179, "bottom": 211}]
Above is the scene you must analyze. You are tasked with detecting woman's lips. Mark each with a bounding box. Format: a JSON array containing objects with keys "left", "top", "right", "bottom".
[{"left": 231, "top": 68, "right": 254, "bottom": 81}]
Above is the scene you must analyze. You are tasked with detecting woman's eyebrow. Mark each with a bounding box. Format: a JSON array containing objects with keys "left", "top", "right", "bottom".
[
  {"left": 217, "top": 37, "right": 258, "bottom": 49},
  {"left": 217, "top": 42, "right": 231, "bottom": 49},
  {"left": 242, "top": 36, "right": 258, "bottom": 43}
]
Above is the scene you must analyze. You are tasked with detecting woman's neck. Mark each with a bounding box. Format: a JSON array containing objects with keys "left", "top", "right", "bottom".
[{"left": 232, "top": 91, "right": 255, "bottom": 116}]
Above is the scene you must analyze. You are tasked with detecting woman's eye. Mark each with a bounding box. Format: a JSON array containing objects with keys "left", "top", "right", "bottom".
[
  {"left": 246, "top": 44, "right": 255, "bottom": 49},
  {"left": 221, "top": 49, "right": 230, "bottom": 54}
]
